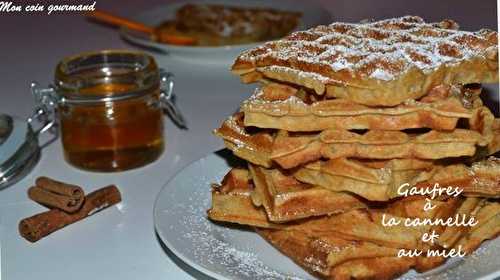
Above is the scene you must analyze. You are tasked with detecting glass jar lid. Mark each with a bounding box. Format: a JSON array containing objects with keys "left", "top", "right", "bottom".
[{"left": 54, "top": 50, "right": 160, "bottom": 104}]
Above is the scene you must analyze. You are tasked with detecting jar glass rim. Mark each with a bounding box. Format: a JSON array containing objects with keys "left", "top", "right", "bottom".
[{"left": 54, "top": 50, "right": 159, "bottom": 102}]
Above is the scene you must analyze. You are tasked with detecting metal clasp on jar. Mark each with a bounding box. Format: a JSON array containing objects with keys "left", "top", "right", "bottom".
[
  {"left": 28, "top": 82, "right": 59, "bottom": 146},
  {"left": 159, "top": 69, "right": 186, "bottom": 129}
]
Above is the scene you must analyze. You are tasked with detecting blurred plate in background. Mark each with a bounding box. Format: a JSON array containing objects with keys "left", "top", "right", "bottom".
[{"left": 121, "top": 0, "right": 333, "bottom": 64}]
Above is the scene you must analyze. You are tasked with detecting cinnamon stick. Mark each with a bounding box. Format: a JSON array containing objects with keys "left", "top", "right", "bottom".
[
  {"left": 28, "top": 187, "right": 82, "bottom": 213},
  {"left": 19, "top": 185, "right": 121, "bottom": 242},
  {"left": 36, "top": 177, "right": 84, "bottom": 199},
  {"left": 28, "top": 177, "right": 85, "bottom": 213}
]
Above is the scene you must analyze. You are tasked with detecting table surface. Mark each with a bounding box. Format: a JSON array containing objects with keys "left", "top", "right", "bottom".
[{"left": 0, "top": 0, "right": 497, "bottom": 279}]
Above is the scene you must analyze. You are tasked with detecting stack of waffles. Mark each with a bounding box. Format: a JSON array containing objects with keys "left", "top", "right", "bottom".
[{"left": 208, "top": 16, "right": 500, "bottom": 280}]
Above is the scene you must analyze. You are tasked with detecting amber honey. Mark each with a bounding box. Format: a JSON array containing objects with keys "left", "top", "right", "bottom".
[
  {"left": 60, "top": 84, "right": 164, "bottom": 171},
  {"left": 53, "top": 50, "right": 167, "bottom": 172}
]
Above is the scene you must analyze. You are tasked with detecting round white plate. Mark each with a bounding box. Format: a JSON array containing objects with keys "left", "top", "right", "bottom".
[
  {"left": 121, "top": 0, "right": 333, "bottom": 64},
  {"left": 154, "top": 151, "right": 500, "bottom": 280}
]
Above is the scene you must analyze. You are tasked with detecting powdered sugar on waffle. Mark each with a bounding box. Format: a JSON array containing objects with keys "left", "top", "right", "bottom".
[
  {"left": 245, "top": 87, "right": 307, "bottom": 105},
  {"left": 263, "top": 65, "right": 334, "bottom": 83},
  {"left": 238, "top": 16, "right": 497, "bottom": 81},
  {"left": 369, "top": 68, "right": 394, "bottom": 81}
]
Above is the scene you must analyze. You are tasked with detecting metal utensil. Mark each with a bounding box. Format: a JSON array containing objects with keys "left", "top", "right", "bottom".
[
  {"left": 86, "top": 10, "right": 197, "bottom": 46},
  {"left": 0, "top": 115, "right": 40, "bottom": 190}
]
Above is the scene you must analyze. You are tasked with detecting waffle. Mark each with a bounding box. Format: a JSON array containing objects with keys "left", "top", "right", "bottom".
[
  {"left": 208, "top": 165, "right": 500, "bottom": 279},
  {"left": 414, "top": 157, "right": 500, "bottom": 198},
  {"left": 209, "top": 167, "right": 368, "bottom": 224},
  {"left": 215, "top": 112, "right": 497, "bottom": 170},
  {"left": 248, "top": 164, "right": 368, "bottom": 222},
  {"left": 208, "top": 168, "right": 280, "bottom": 228},
  {"left": 489, "top": 119, "right": 500, "bottom": 154},
  {"left": 214, "top": 113, "right": 273, "bottom": 167},
  {"left": 256, "top": 228, "right": 417, "bottom": 280},
  {"left": 232, "top": 16, "right": 498, "bottom": 106},
  {"left": 287, "top": 209, "right": 424, "bottom": 249},
  {"left": 296, "top": 157, "right": 500, "bottom": 200},
  {"left": 209, "top": 161, "right": 500, "bottom": 226},
  {"left": 225, "top": 194, "right": 500, "bottom": 279},
  {"left": 272, "top": 128, "right": 488, "bottom": 169},
  {"left": 257, "top": 197, "right": 495, "bottom": 278},
  {"left": 452, "top": 200, "right": 500, "bottom": 254},
  {"left": 292, "top": 158, "right": 434, "bottom": 201},
  {"left": 243, "top": 83, "right": 484, "bottom": 132},
  {"left": 437, "top": 197, "right": 485, "bottom": 249}
]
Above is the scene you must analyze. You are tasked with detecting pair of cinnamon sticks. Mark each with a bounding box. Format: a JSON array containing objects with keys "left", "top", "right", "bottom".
[
  {"left": 19, "top": 177, "right": 121, "bottom": 242},
  {"left": 28, "top": 177, "right": 85, "bottom": 213}
]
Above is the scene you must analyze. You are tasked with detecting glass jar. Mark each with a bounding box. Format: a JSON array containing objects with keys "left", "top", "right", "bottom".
[{"left": 30, "top": 50, "right": 182, "bottom": 172}]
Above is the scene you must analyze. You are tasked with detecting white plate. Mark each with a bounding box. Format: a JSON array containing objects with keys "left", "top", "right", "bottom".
[
  {"left": 121, "top": 0, "right": 333, "bottom": 63},
  {"left": 154, "top": 150, "right": 500, "bottom": 280}
]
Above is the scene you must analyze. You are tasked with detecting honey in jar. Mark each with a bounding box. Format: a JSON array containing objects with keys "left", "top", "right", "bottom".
[{"left": 51, "top": 50, "right": 169, "bottom": 171}]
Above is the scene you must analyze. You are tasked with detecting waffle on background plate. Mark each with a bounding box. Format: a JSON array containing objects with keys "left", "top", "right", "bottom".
[
  {"left": 156, "top": 4, "right": 301, "bottom": 46},
  {"left": 208, "top": 16, "right": 500, "bottom": 280}
]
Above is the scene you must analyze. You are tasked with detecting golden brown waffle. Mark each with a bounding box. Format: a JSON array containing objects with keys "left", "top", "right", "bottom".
[
  {"left": 489, "top": 119, "right": 500, "bottom": 155},
  {"left": 242, "top": 84, "right": 484, "bottom": 131},
  {"left": 214, "top": 113, "right": 274, "bottom": 167},
  {"left": 414, "top": 157, "right": 500, "bottom": 198},
  {"left": 295, "top": 157, "right": 500, "bottom": 200},
  {"left": 215, "top": 113, "right": 497, "bottom": 170},
  {"left": 276, "top": 197, "right": 458, "bottom": 274},
  {"left": 272, "top": 128, "right": 488, "bottom": 169},
  {"left": 256, "top": 228, "right": 415, "bottom": 280},
  {"left": 253, "top": 198, "right": 443, "bottom": 278},
  {"left": 292, "top": 158, "right": 434, "bottom": 201},
  {"left": 216, "top": 114, "right": 498, "bottom": 171},
  {"left": 208, "top": 165, "right": 500, "bottom": 279},
  {"left": 452, "top": 200, "right": 500, "bottom": 254},
  {"left": 232, "top": 16, "right": 498, "bottom": 106},
  {"left": 437, "top": 197, "right": 485, "bottom": 249},
  {"left": 207, "top": 168, "right": 279, "bottom": 228},
  {"left": 286, "top": 209, "right": 423, "bottom": 249},
  {"left": 248, "top": 164, "right": 368, "bottom": 222},
  {"left": 208, "top": 167, "right": 368, "bottom": 225},
  {"left": 258, "top": 198, "right": 500, "bottom": 279}
]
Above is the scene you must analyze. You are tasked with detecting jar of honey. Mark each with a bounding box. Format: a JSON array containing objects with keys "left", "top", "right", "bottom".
[{"left": 29, "top": 50, "right": 183, "bottom": 172}]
